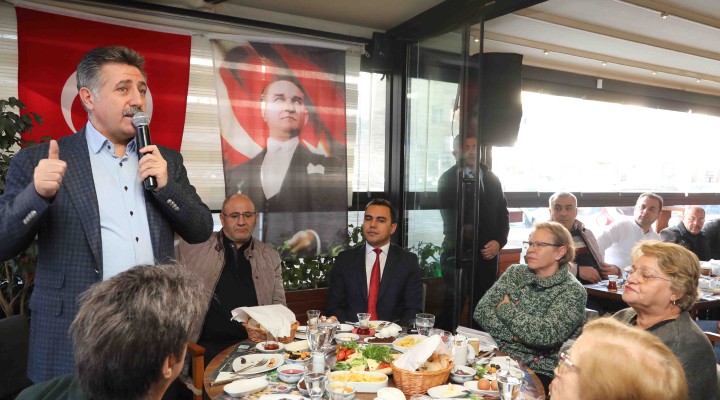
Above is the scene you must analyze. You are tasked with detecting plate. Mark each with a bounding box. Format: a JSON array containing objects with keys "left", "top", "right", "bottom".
[
  {"left": 367, "top": 320, "right": 390, "bottom": 329},
  {"left": 328, "top": 371, "right": 389, "bottom": 393},
  {"left": 391, "top": 334, "right": 426, "bottom": 353},
  {"left": 338, "top": 323, "right": 354, "bottom": 332},
  {"left": 363, "top": 336, "right": 395, "bottom": 346},
  {"left": 297, "top": 325, "right": 308, "bottom": 332},
  {"left": 427, "top": 384, "right": 469, "bottom": 398},
  {"left": 336, "top": 332, "right": 360, "bottom": 343},
  {"left": 232, "top": 353, "right": 284, "bottom": 374},
  {"left": 259, "top": 394, "right": 308, "bottom": 400},
  {"left": 224, "top": 376, "right": 268, "bottom": 397},
  {"left": 256, "top": 342, "right": 285, "bottom": 352},
  {"left": 463, "top": 381, "right": 498, "bottom": 396},
  {"left": 286, "top": 340, "right": 310, "bottom": 352}
]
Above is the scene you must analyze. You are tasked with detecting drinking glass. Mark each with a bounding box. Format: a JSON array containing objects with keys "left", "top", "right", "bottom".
[
  {"left": 304, "top": 363, "right": 330, "bottom": 400},
  {"left": 429, "top": 328, "right": 453, "bottom": 349},
  {"left": 497, "top": 367, "right": 525, "bottom": 400},
  {"left": 357, "top": 312, "right": 371, "bottom": 327},
  {"left": 318, "top": 320, "right": 338, "bottom": 351},
  {"left": 415, "top": 313, "right": 435, "bottom": 336},
  {"left": 307, "top": 309, "right": 321, "bottom": 329},
  {"left": 327, "top": 381, "right": 347, "bottom": 400},
  {"left": 307, "top": 328, "right": 325, "bottom": 352}
]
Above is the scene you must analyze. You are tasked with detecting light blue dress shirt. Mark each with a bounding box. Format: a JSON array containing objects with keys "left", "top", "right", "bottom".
[{"left": 85, "top": 122, "right": 154, "bottom": 280}]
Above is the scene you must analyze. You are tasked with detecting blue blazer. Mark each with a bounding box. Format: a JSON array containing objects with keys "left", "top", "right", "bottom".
[
  {"left": 326, "top": 243, "right": 423, "bottom": 326},
  {"left": 0, "top": 129, "right": 213, "bottom": 382}
]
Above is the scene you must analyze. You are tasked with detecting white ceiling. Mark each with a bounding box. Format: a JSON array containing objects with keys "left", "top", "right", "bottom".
[{"left": 152, "top": 0, "right": 720, "bottom": 97}]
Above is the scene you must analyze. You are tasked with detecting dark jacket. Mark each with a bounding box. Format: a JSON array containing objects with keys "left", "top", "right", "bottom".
[
  {"left": 660, "top": 222, "right": 711, "bottom": 260},
  {"left": 326, "top": 243, "right": 423, "bottom": 326},
  {"left": 702, "top": 219, "right": 720, "bottom": 260},
  {"left": 0, "top": 129, "right": 212, "bottom": 382}
]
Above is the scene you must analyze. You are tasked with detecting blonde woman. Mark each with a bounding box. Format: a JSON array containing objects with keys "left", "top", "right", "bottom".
[
  {"left": 613, "top": 240, "right": 717, "bottom": 400},
  {"left": 550, "top": 317, "right": 687, "bottom": 400},
  {"left": 474, "top": 221, "right": 586, "bottom": 391}
]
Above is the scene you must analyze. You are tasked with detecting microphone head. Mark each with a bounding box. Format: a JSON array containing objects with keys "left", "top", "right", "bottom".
[{"left": 132, "top": 112, "right": 150, "bottom": 128}]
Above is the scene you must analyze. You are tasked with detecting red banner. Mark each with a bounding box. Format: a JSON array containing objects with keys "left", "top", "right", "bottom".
[{"left": 16, "top": 7, "right": 191, "bottom": 151}]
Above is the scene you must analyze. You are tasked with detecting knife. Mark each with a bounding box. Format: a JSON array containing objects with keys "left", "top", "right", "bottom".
[{"left": 210, "top": 372, "right": 265, "bottom": 387}]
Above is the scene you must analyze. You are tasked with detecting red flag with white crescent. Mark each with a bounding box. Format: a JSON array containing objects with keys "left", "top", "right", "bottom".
[{"left": 16, "top": 7, "right": 191, "bottom": 151}]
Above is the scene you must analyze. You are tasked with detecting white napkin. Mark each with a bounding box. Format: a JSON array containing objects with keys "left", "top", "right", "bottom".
[
  {"left": 231, "top": 304, "right": 296, "bottom": 338},
  {"left": 376, "top": 324, "right": 401, "bottom": 338},
  {"left": 393, "top": 335, "right": 450, "bottom": 371}
]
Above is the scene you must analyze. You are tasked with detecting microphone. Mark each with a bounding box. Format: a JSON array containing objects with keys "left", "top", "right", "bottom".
[{"left": 131, "top": 112, "right": 157, "bottom": 190}]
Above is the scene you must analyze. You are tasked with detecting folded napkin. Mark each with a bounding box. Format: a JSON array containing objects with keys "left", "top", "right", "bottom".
[
  {"left": 231, "top": 304, "right": 297, "bottom": 338},
  {"left": 376, "top": 324, "right": 401, "bottom": 338},
  {"left": 393, "top": 335, "right": 450, "bottom": 371}
]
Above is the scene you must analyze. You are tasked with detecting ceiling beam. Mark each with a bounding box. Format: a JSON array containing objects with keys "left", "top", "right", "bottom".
[
  {"left": 618, "top": 0, "right": 720, "bottom": 30},
  {"left": 387, "top": 0, "right": 546, "bottom": 41},
  {"left": 513, "top": 8, "right": 720, "bottom": 63}
]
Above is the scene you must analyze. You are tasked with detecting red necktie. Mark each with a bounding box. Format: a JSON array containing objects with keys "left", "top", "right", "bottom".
[{"left": 367, "top": 248, "right": 382, "bottom": 320}]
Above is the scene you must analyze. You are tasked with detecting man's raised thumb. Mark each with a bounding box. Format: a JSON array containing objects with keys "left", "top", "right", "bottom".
[{"left": 48, "top": 140, "right": 59, "bottom": 159}]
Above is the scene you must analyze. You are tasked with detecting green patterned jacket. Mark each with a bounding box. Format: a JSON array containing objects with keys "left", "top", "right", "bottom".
[{"left": 473, "top": 263, "right": 587, "bottom": 377}]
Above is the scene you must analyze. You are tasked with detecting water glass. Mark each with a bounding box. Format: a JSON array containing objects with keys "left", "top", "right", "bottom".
[
  {"left": 327, "top": 381, "right": 347, "bottom": 400},
  {"left": 415, "top": 313, "right": 435, "bottom": 336},
  {"left": 307, "top": 309, "right": 321, "bottom": 329},
  {"left": 304, "top": 363, "right": 329, "bottom": 400},
  {"left": 497, "top": 367, "right": 525, "bottom": 400},
  {"left": 357, "top": 312, "right": 371, "bottom": 327}
]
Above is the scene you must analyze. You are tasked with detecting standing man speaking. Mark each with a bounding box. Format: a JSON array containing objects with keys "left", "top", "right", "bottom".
[{"left": 0, "top": 46, "right": 212, "bottom": 383}]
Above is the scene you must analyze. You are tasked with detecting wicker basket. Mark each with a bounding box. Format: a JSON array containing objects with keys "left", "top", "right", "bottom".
[
  {"left": 242, "top": 319, "right": 299, "bottom": 344},
  {"left": 390, "top": 360, "right": 454, "bottom": 396}
]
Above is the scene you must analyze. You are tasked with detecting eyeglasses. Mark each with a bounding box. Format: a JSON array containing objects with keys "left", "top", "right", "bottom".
[
  {"left": 523, "top": 241, "right": 562, "bottom": 250},
  {"left": 222, "top": 211, "right": 257, "bottom": 221},
  {"left": 557, "top": 351, "right": 579, "bottom": 374},
  {"left": 628, "top": 267, "right": 672, "bottom": 284}
]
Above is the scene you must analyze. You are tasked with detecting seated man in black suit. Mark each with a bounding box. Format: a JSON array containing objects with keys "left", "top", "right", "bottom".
[{"left": 326, "top": 199, "right": 423, "bottom": 326}]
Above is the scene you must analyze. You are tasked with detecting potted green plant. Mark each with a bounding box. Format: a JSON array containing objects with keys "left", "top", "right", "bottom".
[{"left": 0, "top": 97, "right": 42, "bottom": 317}]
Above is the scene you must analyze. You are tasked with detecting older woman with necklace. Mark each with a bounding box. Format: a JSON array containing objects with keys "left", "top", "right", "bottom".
[{"left": 613, "top": 240, "right": 717, "bottom": 400}]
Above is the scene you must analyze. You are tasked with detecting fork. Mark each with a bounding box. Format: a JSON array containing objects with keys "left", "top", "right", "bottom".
[{"left": 233, "top": 358, "right": 269, "bottom": 374}]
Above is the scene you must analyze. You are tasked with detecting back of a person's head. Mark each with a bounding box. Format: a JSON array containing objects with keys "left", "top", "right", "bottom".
[
  {"left": 578, "top": 318, "right": 687, "bottom": 400},
  {"left": 70, "top": 264, "right": 204, "bottom": 400}
]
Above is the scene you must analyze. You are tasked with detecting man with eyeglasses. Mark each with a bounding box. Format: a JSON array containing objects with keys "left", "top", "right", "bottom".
[
  {"left": 597, "top": 192, "right": 663, "bottom": 269},
  {"left": 660, "top": 205, "right": 711, "bottom": 260},
  {"left": 175, "top": 193, "right": 286, "bottom": 366}
]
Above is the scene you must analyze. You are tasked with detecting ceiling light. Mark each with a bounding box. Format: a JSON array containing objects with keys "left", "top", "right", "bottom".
[
  {"left": 601, "top": 61, "right": 607, "bottom": 66},
  {"left": 696, "top": 78, "right": 701, "bottom": 83},
  {"left": 651, "top": 71, "right": 657, "bottom": 76},
  {"left": 543, "top": 50, "right": 549, "bottom": 55},
  {"left": 474, "top": 38, "right": 479, "bottom": 43},
  {"left": 660, "top": 11, "right": 668, "bottom": 19}
]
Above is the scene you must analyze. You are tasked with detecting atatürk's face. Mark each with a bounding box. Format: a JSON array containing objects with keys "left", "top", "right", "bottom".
[{"left": 261, "top": 80, "right": 308, "bottom": 141}]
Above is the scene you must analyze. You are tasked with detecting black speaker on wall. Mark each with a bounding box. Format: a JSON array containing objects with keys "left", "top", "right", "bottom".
[
  {"left": 369, "top": 32, "right": 400, "bottom": 73},
  {"left": 472, "top": 53, "right": 524, "bottom": 147}
]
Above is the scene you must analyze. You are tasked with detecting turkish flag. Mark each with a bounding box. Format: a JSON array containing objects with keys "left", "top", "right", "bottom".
[{"left": 16, "top": 7, "right": 191, "bottom": 151}]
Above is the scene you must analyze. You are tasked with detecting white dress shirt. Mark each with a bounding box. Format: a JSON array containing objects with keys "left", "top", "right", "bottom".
[
  {"left": 597, "top": 218, "right": 661, "bottom": 267},
  {"left": 261, "top": 137, "right": 299, "bottom": 199}
]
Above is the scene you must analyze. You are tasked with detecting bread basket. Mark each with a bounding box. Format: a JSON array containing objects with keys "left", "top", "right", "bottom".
[
  {"left": 390, "top": 360, "right": 454, "bottom": 396},
  {"left": 242, "top": 318, "right": 299, "bottom": 344}
]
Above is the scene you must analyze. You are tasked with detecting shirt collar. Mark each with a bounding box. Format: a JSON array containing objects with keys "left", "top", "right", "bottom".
[
  {"left": 85, "top": 121, "right": 137, "bottom": 155},
  {"left": 366, "top": 242, "right": 391, "bottom": 256},
  {"left": 267, "top": 136, "right": 299, "bottom": 153}
]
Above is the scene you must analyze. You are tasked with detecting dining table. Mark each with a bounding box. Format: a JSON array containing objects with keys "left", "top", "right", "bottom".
[
  {"left": 584, "top": 281, "right": 720, "bottom": 319},
  {"left": 203, "top": 339, "right": 547, "bottom": 399}
]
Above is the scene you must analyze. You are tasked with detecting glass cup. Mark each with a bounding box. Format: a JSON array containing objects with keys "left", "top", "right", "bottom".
[
  {"left": 327, "top": 381, "right": 347, "bottom": 400},
  {"left": 304, "top": 363, "right": 330, "bottom": 400},
  {"left": 307, "top": 310, "right": 321, "bottom": 329},
  {"left": 415, "top": 313, "right": 435, "bottom": 336},
  {"left": 497, "top": 367, "right": 525, "bottom": 400},
  {"left": 429, "top": 328, "right": 453, "bottom": 349},
  {"left": 607, "top": 274, "right": 618, "bottom": 292},
  {"left": 357, "top": 312, "right": 371, "bottom": 328},
  {"left": 264, "top": 330, "right": 279, "bottom": 351}
]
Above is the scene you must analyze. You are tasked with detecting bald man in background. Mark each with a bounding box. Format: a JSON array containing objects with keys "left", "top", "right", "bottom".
[{"left": 660, "top": 205, "right": 711, "bottom": 260}]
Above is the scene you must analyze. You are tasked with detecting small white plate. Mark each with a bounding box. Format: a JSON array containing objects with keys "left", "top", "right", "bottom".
[
  {"left": 259, "top": 394, "right": 308, "bottom": 400},
  {"left": 367, "top": 320, "right": 389, "bottom": 329},
  {"left": 232, "top": 353, "right": 284, "bottom": 374},
  {"left": 286, "top": 340, "right": 310, "bottom": 352},
  {"left": 224, "top": 376, "right": 268, "bottom": 397},
  {"left": 427, "top": 384, "right": 469, "bottom": 398},
  {"left": 335, "top": 332, "right": 360, "bottom": 343},
  {"left": 297, "top": 325, "right": 308, "bottom": 332},
  {"left": 338, "top": 323, "right": 354, "bottom": 332},
  {"left": 463, "top": 381, "right": 498, "bottom": 396},
  {"left": 256, "top": 342, "right": 285, "bottom": 353}
]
